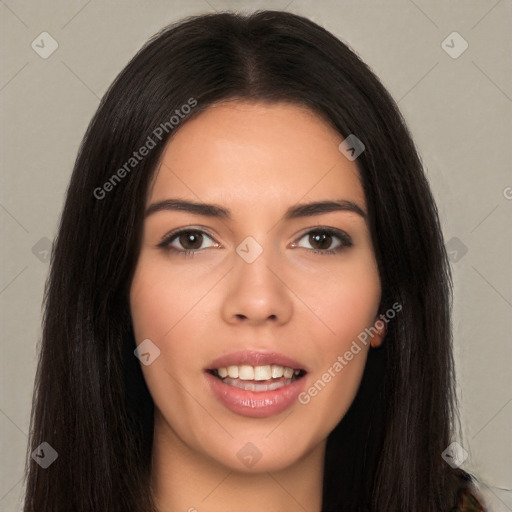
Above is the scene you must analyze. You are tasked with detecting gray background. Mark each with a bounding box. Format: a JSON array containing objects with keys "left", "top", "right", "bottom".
[{"left": 1, "top": 1, "right": 511, "bottom": 510}]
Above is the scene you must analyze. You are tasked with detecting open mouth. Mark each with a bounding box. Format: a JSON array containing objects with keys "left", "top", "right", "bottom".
[{"left": 207, "top": 365, "right": 307, "bottom": 392}]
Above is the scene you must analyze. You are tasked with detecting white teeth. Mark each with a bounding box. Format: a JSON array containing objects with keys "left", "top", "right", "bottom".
[
  {"left": 215, "top": 364, "right": 301, "bottom": 381},
  {"left": 254, "top": 365, "right": 272, "bottom": 380},
  {"left": 271, "top": 365, "right": 284, "bottom": 378},
  {"left": 223, "top": 377, "right": 293, "bottom": 391},
  {"left": 227, "top": 365, "right": 239, "bottom": 378},
  {"left": 238, "top": 365, "right": 254, "bottom": 380}
]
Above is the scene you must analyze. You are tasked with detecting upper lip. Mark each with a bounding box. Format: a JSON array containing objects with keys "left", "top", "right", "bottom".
[{"left": 207, "top": 350, "right": 308, "bottom": 372}]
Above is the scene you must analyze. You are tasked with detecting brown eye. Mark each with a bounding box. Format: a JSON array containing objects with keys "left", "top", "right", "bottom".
[
  {"left": 309, "top": 232, "right": 334, "bottom": 250},
  {"left": 158, "top": 229, "right": 217, "bottom": 254},
  {"left": 177, "top": 231, "right": 204, "bottom": 250},
  {"left": 295, "top": 228, "right": 352, "bottom": 253}
]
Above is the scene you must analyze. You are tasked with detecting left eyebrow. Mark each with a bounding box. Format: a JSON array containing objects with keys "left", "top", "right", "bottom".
[
  {"left": 284, "top": 200, "right": 366, "bottom": 220},
  {"left": 145, "top": 198, "right": 367, "bottom": 220}
]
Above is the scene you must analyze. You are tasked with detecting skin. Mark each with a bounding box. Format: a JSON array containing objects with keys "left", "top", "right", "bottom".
[{"left": 129, "top": 101, "right": 385, "bottom": 512}]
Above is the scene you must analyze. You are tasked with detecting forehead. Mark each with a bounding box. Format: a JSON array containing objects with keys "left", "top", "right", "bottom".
[{"left": 148, "top": 101, "right": 365, "bottom": 211}]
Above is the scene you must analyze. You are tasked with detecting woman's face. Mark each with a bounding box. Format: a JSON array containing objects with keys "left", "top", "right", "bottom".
[{"left": 130, "top": 101, "right": 383, "bottom": 473}]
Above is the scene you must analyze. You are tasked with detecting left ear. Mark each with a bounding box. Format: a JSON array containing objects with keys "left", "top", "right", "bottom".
[{"left": 370, "top": 314, "right": 388, "bottom": 348}]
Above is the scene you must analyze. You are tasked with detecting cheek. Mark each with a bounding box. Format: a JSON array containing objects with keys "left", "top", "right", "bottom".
[
  {"left": 129, "top": 253, "right": 221, "bottom": 385},
  {"left": 296, "top": 345, "right": 369, "bottom": 449},
  {"left": 292, "top": 255, "right": 380, "bottom": 431},
  {"left": 298, "top": 252, "right": 381, "bottom": 346},
  {"left": 129, "top": 253, "right": 215, "bottom": 343},
  {"left": 129, "top": 260, "right": 196, "bottom": 391},
  {"left": 130, "top": 283, "right": 174, "bottom": 344},
  {"left": 129, "top": 261, "right": 209, "bottom": 433}
]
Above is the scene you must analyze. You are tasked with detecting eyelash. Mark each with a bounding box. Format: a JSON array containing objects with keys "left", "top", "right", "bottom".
[{"left": 157, "top": 226, "right": 353, "bottom": 258}]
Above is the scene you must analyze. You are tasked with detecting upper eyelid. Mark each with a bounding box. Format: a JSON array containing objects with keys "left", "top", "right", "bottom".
[{"left": 158, "top": 225, "right": 219, "bottom": 245}]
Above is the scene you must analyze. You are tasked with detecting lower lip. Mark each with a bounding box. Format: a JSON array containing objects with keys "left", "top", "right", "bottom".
[{"left": 205, "top": 372, "right": 307, "bottom": 418}]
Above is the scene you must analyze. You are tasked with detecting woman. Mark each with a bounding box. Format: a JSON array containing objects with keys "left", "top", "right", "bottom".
[{"left": 23, "top": 10, "right": 486, "bottom": 512}]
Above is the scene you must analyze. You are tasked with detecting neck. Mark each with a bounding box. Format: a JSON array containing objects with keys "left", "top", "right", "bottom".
[{"left": 150, "top": 410, "right": 325, "bottom": 512}]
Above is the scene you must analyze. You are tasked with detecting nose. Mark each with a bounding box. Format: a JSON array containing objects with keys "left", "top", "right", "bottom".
[{"left": 220, "top": 245, "right": 293, "bottom": 327}]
